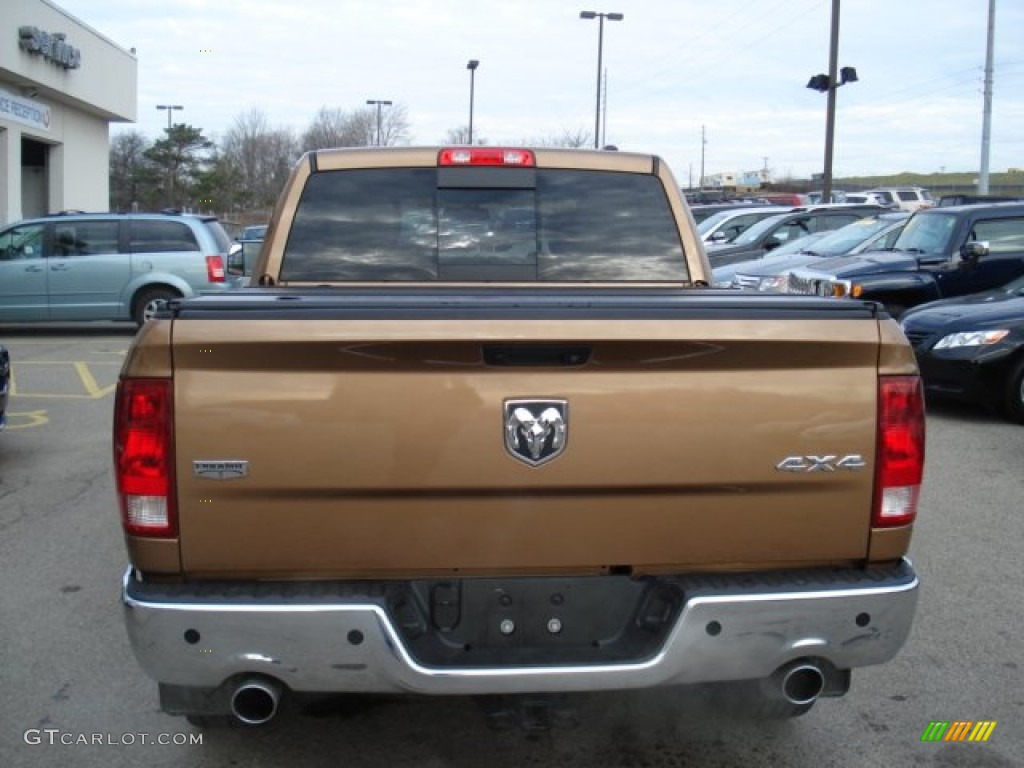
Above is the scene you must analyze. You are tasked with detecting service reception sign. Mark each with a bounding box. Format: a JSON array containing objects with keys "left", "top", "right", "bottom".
[{"left": 0, "top": 88, "right": 52, "bottom": 131}]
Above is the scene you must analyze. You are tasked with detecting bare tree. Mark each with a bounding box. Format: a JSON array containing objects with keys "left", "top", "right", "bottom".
[
  {"left": 221, "top": 108, "right": 298, "bottom": 210},
  {"left": 109, "top": 130, "right": 157, "bottom": 211},
  {"left": 443, "top": 126, "right": 473, "bottom": 145},
  {"left": 301, "top": 104, "right": 411, "bottom": 151},
  {"left": 378, "top": 103, "right": 410, "bottom": 146},
  {"left": 301, "top": 107, "right": 352, "bottom": 151},
  {"left": 520, "top": 128, "right": 592, "bottom": 148}
]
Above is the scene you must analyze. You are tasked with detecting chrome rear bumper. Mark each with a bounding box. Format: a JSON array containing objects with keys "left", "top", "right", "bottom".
[{"left": 122, "top": 561, "right": 917, "bottom": 696}]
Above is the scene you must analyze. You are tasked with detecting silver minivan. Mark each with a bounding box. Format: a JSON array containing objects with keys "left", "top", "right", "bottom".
[{"left": 0, "top": 212, "right": 233, "bottom": 325}]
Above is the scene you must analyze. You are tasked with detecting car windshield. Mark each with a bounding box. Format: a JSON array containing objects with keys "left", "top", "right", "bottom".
[
  {"left": 767, "top": 231, "right": 827, "bottom": 256},
  {"left": 730, "top": 213, "right": 791, "bottom": 245},
  {"left": 696, "top": 210, "right": 738, "bottom": 236},
  {"left": 890, "top": 211, "right": 958, "bottom": 255},
  {"left": 1002, "top": 274, "right": 1024, "bottom": 293},
  {"left": 809, "top": 217, "right": 897, "bottom": 256}
]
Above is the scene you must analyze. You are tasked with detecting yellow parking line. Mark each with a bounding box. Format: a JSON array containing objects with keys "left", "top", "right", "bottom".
[
  {"left": 3, "top": 410, "right": 50, "bottom": 429},
  {"left": 9, "top": 361, "right": 121, "bottom": 399},
  {"left": 75, "top": 362, "right": 118, "bottom": 398}
]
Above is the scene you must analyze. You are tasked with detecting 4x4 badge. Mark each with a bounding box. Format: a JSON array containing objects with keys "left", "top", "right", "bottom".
[{"left": 504, "top": 400, "right": 568, "bottom": 467}]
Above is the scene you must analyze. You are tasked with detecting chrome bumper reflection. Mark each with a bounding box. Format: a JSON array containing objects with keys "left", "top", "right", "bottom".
[{"left": 122, "top": 562, "right": 918, "bottom": 695}]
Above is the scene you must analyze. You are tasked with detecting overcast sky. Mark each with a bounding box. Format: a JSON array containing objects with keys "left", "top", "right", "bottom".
[{"left": 55, "top": 0, "right": 1024, "bottom": 183}]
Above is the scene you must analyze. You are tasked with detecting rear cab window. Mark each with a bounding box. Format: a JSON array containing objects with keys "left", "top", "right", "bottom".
[{"left": 281, "top": 167, "right": 688, "bottom": 282}]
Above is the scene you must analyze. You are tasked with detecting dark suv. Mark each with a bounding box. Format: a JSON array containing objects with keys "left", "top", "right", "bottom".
[
  {"left": 787, "top": 203, "right": 1024, "bottom": 317},
  {"left": 705, "top": 206, "right": 884, "bottom": 268},
  {"left": 0, "top": 211, "right": 233, "bottom": 324}
]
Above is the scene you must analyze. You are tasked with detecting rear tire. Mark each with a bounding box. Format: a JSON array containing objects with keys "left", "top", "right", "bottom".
[
  {"left": 133, "top": 287, "right": 180, "bottom": 326},
  {"left": 1004, "top": 359, "right": 1024, "bottom": 424}
]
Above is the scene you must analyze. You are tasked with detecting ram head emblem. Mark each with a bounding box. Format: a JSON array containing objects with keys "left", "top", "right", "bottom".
[{"left": 504, "top": 400, "right": 568, "bottom": 467}]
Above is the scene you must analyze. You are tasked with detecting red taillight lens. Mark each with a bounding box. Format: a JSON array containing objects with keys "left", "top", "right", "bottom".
[
  {"left": 114, "top": 379, "right": 176, "bottom": 537},
  {"left": 873, "top": 375, "right": 925, "bottom": 528},
  {"left": 206, "top": 255, "right": 225, "bottom": 282},
  {"left": 438, "top": 148, "right": 536, "bottom": 167}
]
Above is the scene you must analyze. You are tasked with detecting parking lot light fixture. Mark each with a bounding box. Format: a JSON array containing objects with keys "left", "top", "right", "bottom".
[
  {"left": 155, "top": 105, "right": 183, "bottom": 206},
  {"left": 365, "top": 99, "right": 393, "bottom": 146},
  {"left": 466, "top": 60, "right": 480, "bottom": 144},
  {"left": 580, "top": 11, "right": 623, "bottom": 149},
  {"left": 805, "top": 0, "right": 855, "bottom": 202}
]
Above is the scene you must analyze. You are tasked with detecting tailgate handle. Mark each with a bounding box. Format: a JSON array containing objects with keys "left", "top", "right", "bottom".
[{"left": 483, "top": 345, "right": 591, "bottom": 367}]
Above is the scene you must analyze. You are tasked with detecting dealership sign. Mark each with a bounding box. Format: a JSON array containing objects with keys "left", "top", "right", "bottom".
[
  {"left": 18, "top": 26, "right": 82, "bottom": 70},
  {"left": 0, "top": 88, "right": 51, "bottom": 131}
]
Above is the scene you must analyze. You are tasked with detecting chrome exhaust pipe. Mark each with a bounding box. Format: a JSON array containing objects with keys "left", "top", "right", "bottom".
[
  {"left": 230, "top": 678, "right": 281, "bottom": 725},
  {"left": 770, "top": 661, "right": 826, "bottom": 706}
]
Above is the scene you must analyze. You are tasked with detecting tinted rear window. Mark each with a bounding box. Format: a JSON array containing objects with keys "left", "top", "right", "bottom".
[
  {"left": 129, "top": 221, "right": 200, "bottom": 253},
  {"left": 281, "top": 168, "right": 687, "bottom": 282}
]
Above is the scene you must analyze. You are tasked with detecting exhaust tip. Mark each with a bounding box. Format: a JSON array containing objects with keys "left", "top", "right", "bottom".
[
  {"left": 780, "top": 663, "right": 825, "bottom": 706},
  {"left": 230, "top": 679, "right": 281, "bottom": 725}
]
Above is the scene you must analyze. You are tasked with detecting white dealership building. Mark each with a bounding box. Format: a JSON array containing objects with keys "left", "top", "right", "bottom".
[{"left": 0, "top": 0, "right": 136, "bottom": 224}]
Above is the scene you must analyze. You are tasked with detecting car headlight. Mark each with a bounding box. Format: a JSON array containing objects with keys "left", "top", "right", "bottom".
[
  {"left": 932, "top": 330, "right": 1010, "bottom": 349},
  {"left": 827, "top": 280, "right": 861, "bottom": 298},
  {"left": 757, "top": 275, "right": 789, "bottom": 292}
]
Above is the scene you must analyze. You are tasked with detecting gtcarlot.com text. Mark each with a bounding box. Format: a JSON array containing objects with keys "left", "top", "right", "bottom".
[{"left": 24, "top": 729, "right": 202, "bottom": 746}]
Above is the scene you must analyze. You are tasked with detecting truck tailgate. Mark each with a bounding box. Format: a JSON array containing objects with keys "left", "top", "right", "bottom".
[{"left": 170, "top": 295, "right": 882, "bottom": 577}]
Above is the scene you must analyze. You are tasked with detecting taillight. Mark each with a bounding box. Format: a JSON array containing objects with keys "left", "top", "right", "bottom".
[
  {"left": 113, "top": 379, "right": 176, "bottom": 537},
  {"left": 873, "top": 376, "right": 925, "bottom": 528},
  {"left": 206, "top": 255, "right": 225, "bottom": 282},
  {"left": 438, "top": 148, "right": 536, "bottom": 167}
]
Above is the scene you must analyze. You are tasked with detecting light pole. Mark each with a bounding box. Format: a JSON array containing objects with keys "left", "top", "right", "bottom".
[
  {"left": 805, "top": 0, "right": 856, "bottom": 202},
  {"left": 156, "top": 103, "right": 183, "bottom": 133},
  {"left": 466, "top": 60, "right": 479, "bottom": 144},
  {"left": 365, "top": 99, "right": 392, "bottom": 146},
  {"left": 580, "top": 11, "right": 623, "bottom": 149},
  {"left": 156, "top": 104, "right": 183, "bottom": 207}
]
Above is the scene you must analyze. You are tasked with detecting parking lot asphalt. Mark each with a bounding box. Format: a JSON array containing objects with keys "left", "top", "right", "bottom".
[{"left": 0, "top": 327, "right": 1022, "bottom": 768}]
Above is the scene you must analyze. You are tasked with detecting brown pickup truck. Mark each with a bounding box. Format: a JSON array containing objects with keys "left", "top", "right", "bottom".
[{"left": 114, "top": 147, "right": 925, "bottom": 727}]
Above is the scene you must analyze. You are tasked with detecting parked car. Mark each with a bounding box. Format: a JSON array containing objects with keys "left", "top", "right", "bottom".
[
  {"left": 712, "top": 232, "right": 828, "bottom": 287},
  {"left": 843, "top": 192, "right": 886, "bottom": 206},
  {"left": 236, "top": 224, "right": 267, "bottom": 242},
  {"left": 715, "top": 212, "right": 910, "bottom": 290},
  {"left": 787, "top": 202, "right": 1024, "bottom": 317},
  {"left": 899, "top": 274, "right": 1024, "bottom": 423},
  {"left": 0, "top": 345, "right": 9, "bottom": 431},
  {"left": 0, "top": 211, "right": 233, "bottom": 325},
  {"left": 697, "top": 206, "right": 791, "bottom": 244},
  {"left": 688, "top": 201, "right": 772, "bottom": 225},
  {"left": 805, "top": 190, "right": 846, "bottom": 204},
  {"left": 228, "top": 224, "right": 269, "bottom": 280},
  {"left": 759, "top": 193, "right": 809, "bottom": 206},
  {"left": 862, "top": 187, "right": 934, "bottom": 212},
  {"left": 705, "top": 206, "right": 884, "bottom": 268},
  {"left": 937, "top": 194, "right": 1022, "bottom": 207}
]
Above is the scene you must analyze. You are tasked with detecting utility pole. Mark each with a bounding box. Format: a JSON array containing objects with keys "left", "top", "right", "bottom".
[
  {"left": 601, "top": 68, "right": 608, "bottom": 147},
  {"left": 700, "top": 125, "right": 706, "bottom": 189},
  {"left": 979, "top": 0, "right": 996, "bottom": 194}
]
